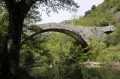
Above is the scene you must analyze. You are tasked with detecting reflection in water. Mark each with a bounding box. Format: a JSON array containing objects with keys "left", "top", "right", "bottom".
[{"left": 28, "top": 64, "right": 120, "bottom": 79}]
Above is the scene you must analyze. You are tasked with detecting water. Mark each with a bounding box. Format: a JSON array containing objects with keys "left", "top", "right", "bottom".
[{"left": 28, "top": 64, "right": 120, "bottom": 79}]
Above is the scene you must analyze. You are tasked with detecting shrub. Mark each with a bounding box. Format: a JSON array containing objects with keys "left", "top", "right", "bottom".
[
  {"left": 105, "top": 26, "right": 120, "bottom": 45},
  {"left": 91, "top": 5, "right": 96, "bottom": 11},
  {"left": 85, "top": 39, "right": 106, "bottom": 61}
]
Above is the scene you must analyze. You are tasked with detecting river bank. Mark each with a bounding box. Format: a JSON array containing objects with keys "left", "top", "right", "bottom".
[{"left": 80, "top": 62, "right": 120, "bottom": 68}]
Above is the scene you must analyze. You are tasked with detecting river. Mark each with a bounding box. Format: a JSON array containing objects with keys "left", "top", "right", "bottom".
[{"left": 28, "top": 64, "right": 120, "bottom": 79}]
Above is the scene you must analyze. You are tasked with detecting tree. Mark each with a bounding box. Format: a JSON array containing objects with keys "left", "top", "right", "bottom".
[
  {"left": 0, "top": 0, "right": 78, "bottom": 79},
  {"left": 91, "top": 5, "right": 96, "bottom": 11},
  {"left": 0, "top": 2, "right": 8, "bottom": 72}
]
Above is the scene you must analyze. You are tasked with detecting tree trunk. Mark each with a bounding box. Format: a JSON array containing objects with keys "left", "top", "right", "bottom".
[
  {"left": 0, "top": 4, "right": 25, "bottom": 79},
  {"left": 0, "top": 0, "right": 34, "bottom": 79}
]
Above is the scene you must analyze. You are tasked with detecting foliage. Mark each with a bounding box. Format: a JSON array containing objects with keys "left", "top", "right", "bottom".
[
  {"left": 24, "top": 0, "right": 79, "bottom": 25},
  {"left": 0, "top": 1, "right": 79, "bottom": 75},
  {"left": 20, "top": 34, "right": 52, "bottom": 67},
  {"left": 91, "top": 5, "right": 96, "bottom": 11},
  {"left": 0, "top": 10, "right": 8, "bottom": 52},
  {"left": 105, "top": 27, "right": 120, "bottom": 45},
  {"left": 64, "top": 41, "right": 84, "bottom": 64},
  {"left": 72, "top": 0, "right": 120, "bottom": 63},
  {"left": 24, "top": 4, "right": 41, "bottom": 25},
  {"left": 43, "top": 32, "right": 75, "bottom": 64},
  {"left": 85, "top": 39, "right": 106, "bottom": 61},
  {"left": 23, "top": 32, "right": 85, "bottom": 66},
  {"left": 73, "top": 0, "right": 120, "bottom": 26},
  {"left": 96, "top": 44, "right": 120, "bottom": 62},
  {"left": 0, "top": 2, "right": 8, "bottom": 74},
  {"left": 0, "top": 2, "right": 8, "bottom": 50},
  {"left": 1, "top": 0, "right": 120, "bottom": 77},
  {"left": 74, "top": 9, "right": 115, "bottom": 26},
  {"left": 0, "top": 9, "right": 8, "bottom": 69}
]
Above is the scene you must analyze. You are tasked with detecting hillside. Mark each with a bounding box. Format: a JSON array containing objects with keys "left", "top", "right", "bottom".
[
  {"left": 70, "top": 0, "right": 120, "bottom": 62},
  {"left": 73, "top": 0, "right": 120, "bottom": 45},
  {"left": 74, "top": 0, "right": 120, "bottom": 27}
]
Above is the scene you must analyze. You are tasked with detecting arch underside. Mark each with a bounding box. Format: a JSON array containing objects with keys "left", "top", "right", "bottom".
[{"left": 21, "top": 28, "right": 88, "bottom": 48}]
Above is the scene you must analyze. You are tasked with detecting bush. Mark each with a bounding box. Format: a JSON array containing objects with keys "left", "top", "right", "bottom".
[
  {"left": 85, "top": 39, "right": 106, "bottom": 61},
  {"left": 85, "top": 10, "right": 91, "bottom": 16},
  {"left": 97, "top": 45, "right": 120, "bottom": 62},
  {"left": 91, "top": 5, "right": 96, "bottom": 11},
  {"left": 105, "top": 27, "right": 120, "bottom": 45}
]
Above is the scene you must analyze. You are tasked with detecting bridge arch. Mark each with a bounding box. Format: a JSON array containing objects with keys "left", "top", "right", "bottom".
[{"left": 21, "top": 28, "right": 88, "bottom": 48}]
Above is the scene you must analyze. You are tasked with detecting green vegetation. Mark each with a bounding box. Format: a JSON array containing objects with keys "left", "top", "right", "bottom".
[
  {"left": 0, "top": 6, "right": 8, "bottom": 71},
  {"left": 74, "top": 10, "right": 115, "bottom": 26},
  {"left": 19, "top": 65, "right": 120, "bottom": 79},
  {"left": 1, "top": 0, "right": 120, "bottom": 78},
  {"left": 74, "top": 0, "right": 120, "bottom": 26},
  {"left": 72, "top": 0, "right": 120, "bottom": 63}
]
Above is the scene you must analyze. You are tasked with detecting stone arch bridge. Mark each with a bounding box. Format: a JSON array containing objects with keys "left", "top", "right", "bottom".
[{"left": 22, "top": 23, "right": 115, "bottom": 48}]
